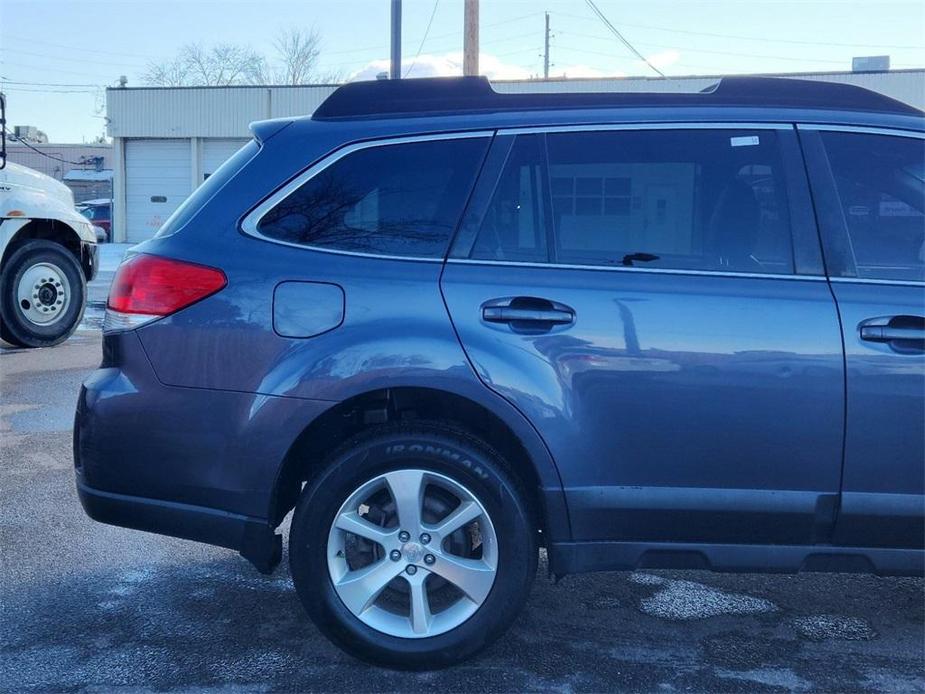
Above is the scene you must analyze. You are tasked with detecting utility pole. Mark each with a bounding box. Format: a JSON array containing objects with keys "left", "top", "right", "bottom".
[
  {"left": 543, "top": 12, "right": 550, "bottom": 79},
  {"left": 463, "top": 0, "right": 479, "bottom": 76},
  {"left": 390, "top": 0, "right": 402, "bottom": 79}
]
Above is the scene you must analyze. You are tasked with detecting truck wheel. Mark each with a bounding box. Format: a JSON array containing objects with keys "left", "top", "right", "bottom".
[
  {"left": 289, "top": 423, "right": 538, "bottom": 669},
  {"left": 0, "top": 240, "right": 87, "bottom": 348}
]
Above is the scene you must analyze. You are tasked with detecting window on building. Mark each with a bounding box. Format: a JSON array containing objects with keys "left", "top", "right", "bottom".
[
  {"left": 257, "top": 137, "right": 489, "bottom": 258},
  {"left": 821, "top": 132, "right": 925, "bottom": 282}
]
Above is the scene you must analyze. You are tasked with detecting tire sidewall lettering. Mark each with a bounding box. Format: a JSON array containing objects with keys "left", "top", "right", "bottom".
[{"left": 383, "top": 442, "right": 490, "bottom": 481}]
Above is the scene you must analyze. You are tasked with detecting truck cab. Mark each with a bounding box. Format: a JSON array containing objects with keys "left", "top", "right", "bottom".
[{"left": 0, "top": 93, "right": 98, "bottom": 348}]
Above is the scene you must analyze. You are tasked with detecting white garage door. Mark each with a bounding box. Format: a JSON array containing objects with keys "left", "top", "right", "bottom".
[
  {"left": 125, "top": 139, "right": 191, "bottom": 243},
  {"left": 202, "top": 139, "right": 250, "bottom": 182}
]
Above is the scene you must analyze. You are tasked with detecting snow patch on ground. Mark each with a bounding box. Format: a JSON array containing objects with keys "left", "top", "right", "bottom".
[
  {"left": 630, "top": 573, "right": 778, "bottom": 620},
  {"left": 792, "top": 615, "right": 877, "bottom": 641},
  {"left": 716, "top": 667, "right": 813, "bottom": 691}
]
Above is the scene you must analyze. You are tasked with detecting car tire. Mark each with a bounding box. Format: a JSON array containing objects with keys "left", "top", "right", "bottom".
[
  {"left": 289, "top": 422, "right": 538, "bottom": 669},
  {"left": 0, "top": 240, "right": 87, "bottom": 348}
]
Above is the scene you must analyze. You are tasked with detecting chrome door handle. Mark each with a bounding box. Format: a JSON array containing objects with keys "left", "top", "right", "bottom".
[
  {"left": 860, "top": 326, "right": 925, "bottom": 342},
  {"left": 482, "top": 307, "right": 574, "bottom": 324}
]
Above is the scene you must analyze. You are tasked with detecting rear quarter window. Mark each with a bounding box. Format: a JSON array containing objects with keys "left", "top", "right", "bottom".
[
  {"left": 254, "top": 136, "right": 490, "bottom": 258},
  {"left": 154, "top": 140, "right": 259, "bottom": 238}
]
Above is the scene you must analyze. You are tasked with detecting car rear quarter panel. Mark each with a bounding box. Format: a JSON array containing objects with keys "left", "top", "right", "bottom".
[{"left": 129, "top": 123, "right": 567, "bottom": 514}]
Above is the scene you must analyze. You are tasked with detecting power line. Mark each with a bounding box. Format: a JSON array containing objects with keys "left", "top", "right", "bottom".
[
  {"left": 583, "top": 0, "right": 665, "bottom": 77},
  {"left": 424, "top": 11, "right": 545, "bottom": 42},
  {"left": 0, "top": 87, "right": 99, "bottom": 94},
  {"left": 0, "top": 78, "right": 103, "bottom": 88},
  {"left": 405, "top": 0, "right": 441, "bottom": 77},
  {"left": 550, "top": 10, "right": 925, "bottom": 50},
  {"left": 3, "top": 47, "right": 148, "bottom": 70},
  {"left": 0, "top": 34, "right": 162, "bottom": 59},
  {"left": 2, "top": 128, "right": 88, "bottom": 165},
  {"left": 0, "top": 59, "right": 122, "bottom": 80},
  {"left": 554, "top": 38, "right": 923, "bottom": 68}
]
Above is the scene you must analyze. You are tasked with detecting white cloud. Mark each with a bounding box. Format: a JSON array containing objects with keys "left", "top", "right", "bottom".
[
  {"left": 642, "top": 49, "right": 681, "bottom": 71},
  {"left": 347, "top": 51, "right": 661, "bottom": 84},
  {"left": 349, "top": 51, "right": 533, "bottom": 81}
]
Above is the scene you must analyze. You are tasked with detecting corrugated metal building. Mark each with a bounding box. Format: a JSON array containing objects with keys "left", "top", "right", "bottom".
[
  {"left": 106, "top": 68, "right": 925, "bottom": 242},
  {"left": 5, "top": 142, "right": 113, "bottom": 203}
]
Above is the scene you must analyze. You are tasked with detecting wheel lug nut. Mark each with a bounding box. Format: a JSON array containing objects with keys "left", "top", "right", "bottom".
[
  {"left": 398, "top": 531, "right": 410, "bottom": 542},
  {"left": 405, "top": 565, "right": 417, "bottom": 575},
  {"left": 420, "top": 533, "right": 431, "bottom": 544},
  {"left": 424, "top": 554, "right": 435, "bottom": 565},
  {"left": 389, "top": 549, "right": 401, "bottom": 562}
]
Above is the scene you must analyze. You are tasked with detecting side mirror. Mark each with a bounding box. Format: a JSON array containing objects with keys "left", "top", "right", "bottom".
[{"left": 0, "top": 92, "right": 6, "bottom": 170}]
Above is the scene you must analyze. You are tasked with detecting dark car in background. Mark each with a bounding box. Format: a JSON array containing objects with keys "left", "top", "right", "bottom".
[
  {"left": 74, "top": 77, "right": 925, "bottom": 668},
  {"left": 76, "top": 198, "right": 111, "bottom": 242}
]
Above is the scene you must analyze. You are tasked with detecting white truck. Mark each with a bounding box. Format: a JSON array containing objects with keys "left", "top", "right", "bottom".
[{"left": 0, "top": 93, "right": 98, "bottom": 348}]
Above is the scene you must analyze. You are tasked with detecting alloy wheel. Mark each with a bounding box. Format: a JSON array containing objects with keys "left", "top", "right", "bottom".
[{"left": 326, "top": 469, "right": 498, "bottom": 639}]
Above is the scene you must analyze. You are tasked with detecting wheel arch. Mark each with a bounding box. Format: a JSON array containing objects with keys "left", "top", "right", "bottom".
[
  {"left": 268, "top": 385, "right": 571, "bottom": 544},
  {"left": 1, "top": 218, "right": 87, "bottom": 277}
]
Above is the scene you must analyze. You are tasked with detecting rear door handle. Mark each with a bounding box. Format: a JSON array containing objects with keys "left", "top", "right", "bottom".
[
  {"left": 481, "top": 297, "right": 575, "bottom": 331},
  {"left": 860, "top": 326, "right": 925, "bottom": 342},
  {"left": 482, "top": 307, "right": 574, "bottom": 324},
  {"left": 858, "top": 316, "right": 925, "bottom": 352}
]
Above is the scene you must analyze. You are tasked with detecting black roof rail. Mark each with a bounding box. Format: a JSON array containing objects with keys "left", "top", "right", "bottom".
[{"left": 312, "top": 75, "right": 921, "bottom": 121}]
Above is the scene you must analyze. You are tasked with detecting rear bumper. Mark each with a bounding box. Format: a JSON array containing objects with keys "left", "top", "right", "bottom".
[
  {"left": 73, "top": 330, "right": 333, "bottom": 572},
  {"left": 76, "top": 477, "right": 281, "bottom": 573}
]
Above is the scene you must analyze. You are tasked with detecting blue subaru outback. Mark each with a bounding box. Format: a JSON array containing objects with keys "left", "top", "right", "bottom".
[{"left": 75, "top": 76, "right": 925, "bottom": 668}]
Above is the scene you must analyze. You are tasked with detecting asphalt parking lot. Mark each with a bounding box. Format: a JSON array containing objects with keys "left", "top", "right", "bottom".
[{"left": 1, "top": 254, "right": 923, "bottom": 692}]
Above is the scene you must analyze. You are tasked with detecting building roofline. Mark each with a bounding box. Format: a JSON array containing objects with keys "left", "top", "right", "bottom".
[{"left": 6, "top": 142, "right": 112, "bottom": 148}]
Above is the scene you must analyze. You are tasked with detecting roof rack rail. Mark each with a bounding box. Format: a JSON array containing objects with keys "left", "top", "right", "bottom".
[{"left": 312, "top": 75, "right": 920, "bottom": 121}]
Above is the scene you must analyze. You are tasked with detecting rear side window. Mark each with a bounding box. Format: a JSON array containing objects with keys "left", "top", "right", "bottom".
[
  {"left": 256, "top": 137, "right": 490, "bottom": 258},
  {"left": 821, "top": 132, "right": 925, "bottom": 282},
  {"left": 469, "top": 129, "right": 795, "bottom": 274},
  {"left": 470, "top": 135, "right": 548, "bottom": 262}
]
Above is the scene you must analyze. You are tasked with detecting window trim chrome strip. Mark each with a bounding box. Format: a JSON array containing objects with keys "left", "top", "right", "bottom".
[
  {"left": 240, "top": 130, "right": 495, "bottom": 258},
  {"left": 496, "top": 122, "right": 792, "bottom": 136},
  {"left": 446, "top": 257, "right": 826, "bottom": 281},
  {"left": 795, "top": 124, "right": 925, "bottom": 139},
  {"left": 829, "top": 276, "right": 925, "bottom": 287}
]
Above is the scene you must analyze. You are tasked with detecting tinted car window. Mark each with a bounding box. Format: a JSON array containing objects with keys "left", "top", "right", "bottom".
[
  {"left": 545, "top": 129, "right": 794, "bottom": 272},
  {"left": 258, "top": 137, "right": 489, "bottom": 258},
  {"left": 470, "top": 130, "right": 794, "bottom": 273},
  {"left": 470, "top": 135, "right": 549, "bottom": 262},
  {"left": 156, "top": 140, "right": 259, "bottom": 238},
  {"left": 821, "top": 132, "right": 925, "bottom": 282}
]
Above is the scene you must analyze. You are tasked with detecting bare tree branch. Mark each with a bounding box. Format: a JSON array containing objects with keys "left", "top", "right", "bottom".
[
  {"left": 142, "top": 42, "right": 268, "bottom": 86},
  {"left": 273, "top": 28, "right": 322, "bottom": 85},
  {"left": 141, "top": 27, "right": 342, "bottom": 87}
]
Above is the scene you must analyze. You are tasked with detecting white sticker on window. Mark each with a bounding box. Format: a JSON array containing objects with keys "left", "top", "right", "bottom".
[{"left": 730, "top": 135, "right": 760, "bottom": 147}]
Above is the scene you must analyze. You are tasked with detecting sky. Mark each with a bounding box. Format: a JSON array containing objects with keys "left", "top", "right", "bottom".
[{"left": 1, "top": 0, "right": 923, "bottom": 142}]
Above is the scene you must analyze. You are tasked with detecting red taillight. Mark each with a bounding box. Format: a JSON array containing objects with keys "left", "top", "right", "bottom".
[{"left": 107, "top": 254, "right": 226, "bottom": 316}]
